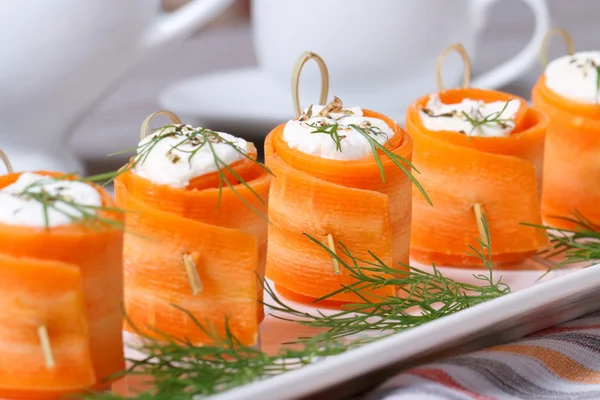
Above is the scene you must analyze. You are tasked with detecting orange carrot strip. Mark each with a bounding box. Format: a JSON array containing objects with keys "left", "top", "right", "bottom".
[
  {"left": 0, "top": 255, "right": 94, "bottom": 399},
  {"left": 406, "top": 89, "right": 547, "bottom": 267},
  {"left": 532, "top": 76, "right": 600, "bottom": 228},
  {"left": 0, "top": 171, "right": 124, "bottom": 393},
  {"left": 265, "top": 110, "right": 412, "bottom": 303},
  {"left": 115, "top": 155, "right": 270, "bottom": 345}
]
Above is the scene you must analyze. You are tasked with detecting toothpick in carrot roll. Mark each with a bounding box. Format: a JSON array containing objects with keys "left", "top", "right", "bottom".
[
  {"left": 265, "top": 52, "right": 428, "bottom": 305},
  {"left": 406, "top": 44, "right": 548, "bottom": 267},
  {"left": 532, "top": 29, "right": 600, "bottom": 228},
  {"left": 0, "top": 152, "right": 124, "bottom": 398},
  {"left": 114, "top": 111, "right": 271, "bottom": 346}
]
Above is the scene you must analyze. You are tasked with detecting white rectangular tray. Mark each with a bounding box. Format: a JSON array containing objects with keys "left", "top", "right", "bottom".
[{"left": 207, "top": 264, "right": 600, "bottom": 400}]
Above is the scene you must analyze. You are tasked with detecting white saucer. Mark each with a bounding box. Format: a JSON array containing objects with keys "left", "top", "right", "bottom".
[
  {"left": 158, "top": 68, "right": 408, "bottom": 138},
  {"left": 159, "top": 68, "right": 294, "bottom": 137},
  {"left": 0, "top": 143, "right": 85, "bottom": 174}
]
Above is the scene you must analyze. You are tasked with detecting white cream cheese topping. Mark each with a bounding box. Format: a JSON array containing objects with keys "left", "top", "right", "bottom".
[
  {"left": 419, "top": 94, "right": 520, "bottom": 137},
  {"left": 0, "top": 173, "right": 102, "bottom": 227},
  {"left": 133, "top": 124, "right": 251, "bottom": 188},
  {"left": 545, "top": 51, "right": 600, "bottom": 104},
  {"left": 283, "top": 105, "right": 393, "bottom": 160}
]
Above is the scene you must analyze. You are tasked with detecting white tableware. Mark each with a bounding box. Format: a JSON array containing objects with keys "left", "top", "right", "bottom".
[
  {"left": 0, "top": 0, "right": 235, "bottom": 172},
  {"left": 251, "top": 0, "right": 550, "bottom": 110},
  {"left": 159, "top": 68, "right": 294, "bottom": 136}
]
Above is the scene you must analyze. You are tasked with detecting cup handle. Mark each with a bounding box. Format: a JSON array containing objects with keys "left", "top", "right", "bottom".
[
  {"left": 470, "top": 0, "right": 550, "bottom": 89},
  {"left": 142, "top": 0, "right": 237, "bottom": 48}
]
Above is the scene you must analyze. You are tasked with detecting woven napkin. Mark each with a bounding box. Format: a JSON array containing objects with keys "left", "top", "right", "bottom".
[{"left": 366, "top": 310, "right": 600, "bottom": 400}]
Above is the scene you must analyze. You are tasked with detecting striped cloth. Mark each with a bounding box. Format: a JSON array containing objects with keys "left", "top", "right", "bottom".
[{"left": 367, "top": 310, "right": 600, "bottom": 400}]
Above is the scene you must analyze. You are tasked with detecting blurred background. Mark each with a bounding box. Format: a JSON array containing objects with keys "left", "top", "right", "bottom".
[{"left": 1, "top": 0, "right": 598, "bottom": 174}]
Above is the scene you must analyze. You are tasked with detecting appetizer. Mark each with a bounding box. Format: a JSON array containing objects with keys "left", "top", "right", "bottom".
[
  {"left": 266, "top": 100, "right": 414, "bottom": 303},
  {"left": 0, "top": 155, "right": 123, "bottom": 398},
  {"left": 406, "top": 44, "right": 547, "bottom": 266},
  {"left": 265, "top": 53, "right": 416, "bottom": 304},
  {"left": 532, "top": 30, "right": 600, "bottom": 228},
  {"left": 115, "top": 111, "right": 270, "bottom": 346}
]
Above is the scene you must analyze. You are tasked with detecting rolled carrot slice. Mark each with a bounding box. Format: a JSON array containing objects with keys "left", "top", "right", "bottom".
[
  {"left": 0, "top": 255, "right": 94, "bottom": 400},
  {"left": 0, "top": 171, "right": 124, "bottom": 395},
  {"left": 532, "top": 76, "right": 600, "bottom": 228},
  {"left": 265, "top": 109, "right": 413, "bottom": 303},
  {"left": 115, "top": 145, "right": 270, "bottom": 346},
  {"left": 406, "top": 88, "right": 548, "bottom": 266}
]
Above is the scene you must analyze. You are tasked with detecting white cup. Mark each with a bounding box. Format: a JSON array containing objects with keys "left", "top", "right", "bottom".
[
  {"left": 251, "top": 0, "right": 549, "bottom": 115},
  {"left": 0, "top": 0, "right": 236, "bottom": 172}
]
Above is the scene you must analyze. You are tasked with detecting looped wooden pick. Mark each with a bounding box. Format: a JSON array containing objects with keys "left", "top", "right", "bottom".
[
  {"left": 183, "top": 253, "right": 203, "bottom": 295},
  {"left": 540, "top": 28, "right": 575, "bottom": 67},
  {"left": 0, "top": 149, "right": 14, "bottom": 174},
  {"left": 436, "top": 43, "right": 472, "bottom": 91},
  {"left": 326, "top": 234, "right": 341, "bottom": 275},
  {"left": 37, "top": 325, "right": 55, "bottom": 368},
  {"left": 473, "top": 203, "right": 489, "bottom": 247},
  {"left": 140, "top": 110, "right": 183, "bottom": 140},
  {"left": 291, "top": 51, "right": 330, "bottom": 117}
]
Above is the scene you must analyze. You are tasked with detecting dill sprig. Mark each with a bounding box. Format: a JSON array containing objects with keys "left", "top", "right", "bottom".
[
  {"left": 13, "top": 177, "right": 124, "bottom": 230},
  {"left": 594, "top": 62, "right": 600, "bottom": 105},
  {"left": 461, "top": 100, "right": 515, "bottom": 136},
  {"left": 306, "top": 122, "right": 345, "bottom": 152},
  {"left": 349, "top": 124, "right": 432, "bottom": 205},
  {"left": 109, "top": 124, "right": 272, "bottom": 221},
  {"left": 265, "top": 215, "right": 507, "bottom": 343},
  {"left": 87, "top": 306, "right": 346, "bottom": 400},
  {"left": 524, "top": 213, "right": 600, "bottom": 267},
  {"left": 86, "top": 215, "right": 506, "bottom": 399}
]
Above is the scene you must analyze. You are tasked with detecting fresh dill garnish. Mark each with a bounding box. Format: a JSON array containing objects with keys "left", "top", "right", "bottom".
[
  {"left": 108, "top": 124, "right": 273, "bottom": 221},
  {"left": 524, "top": 213, "right": 600, "bottom": 268},
  {"left": 306, "top": 122, "right": 346, "bottom": 152},
  {"left": 6, "top": 176, "right": 125, "bottom": 230},
  {"left": 265, "top": 214, "right": 507, "bottom": 343},
  {"left": 461, "top": 100, "right": 515, "bottom": 136},
  {"left": 348, "top": 124, "right": 432, "bottom": 205},
  {"left": 86, "top": 215, "right": 507, "bottom": 399},
  {"left": 86, "top": 307, "right": 347, "bottom": 400}
]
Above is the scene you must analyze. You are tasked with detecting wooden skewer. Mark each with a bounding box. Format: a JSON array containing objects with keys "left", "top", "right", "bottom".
[
  {"left": 473, "top": 203, "right": 489, "bottom": 247},
  {"left": 326, "top": 233, "right": 341, "bottom": 275},
  {"left": 37, "top": 325, "right": 55, "bottom": 369},
  {"left": 183, "top": 253, "right": 203, "bottom": 295},
  {"left": 436, "top": 43, "right": 472, "bottom": 91},
  {"left": 139, "top": 110, "right": 183, "bottom": 140},
  {"left": 0, "top": 149, "right": 13, "bottom": 173},
  {"left": 540, "top": 28, "right": 575, "bottom": 68},
  {"left": 291, "top": 51, "right": 330, "bottom": 118}
]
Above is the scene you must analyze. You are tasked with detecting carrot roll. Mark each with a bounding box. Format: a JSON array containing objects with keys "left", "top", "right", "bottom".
[
  {"left": 406, "top": 88, "right": 548, "bottom": 266},
  {"left": 0, "top": 171, "right": 123, "bottom": 398},
  {"left": 265, "top": 100, "right": 414, "bottom": 303},
  {"left": 115, "top": 114, "right": 270, "bottom": 346},
  {"left": 532, "top": 50, "right": 600, "bottom": 228}
]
